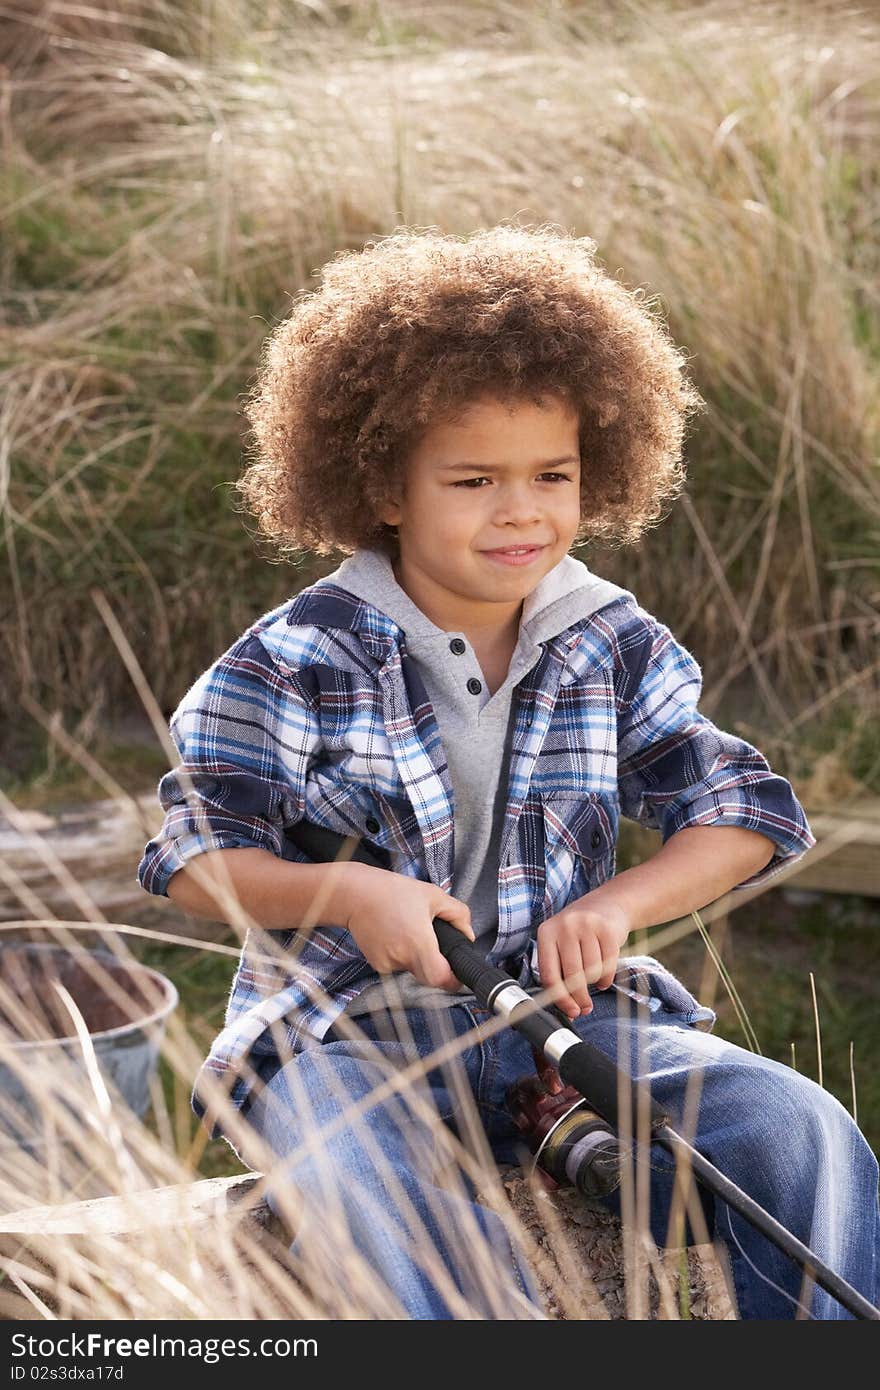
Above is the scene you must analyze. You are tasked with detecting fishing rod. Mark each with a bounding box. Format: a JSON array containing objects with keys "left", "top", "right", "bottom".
[{"left": 285, "top": 818, "right": 880, "bottom": 1320}]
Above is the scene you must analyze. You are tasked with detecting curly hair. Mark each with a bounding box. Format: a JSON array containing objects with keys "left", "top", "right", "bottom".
[{"left": 238, "top": 223, "right": 705, "bottom": 559}]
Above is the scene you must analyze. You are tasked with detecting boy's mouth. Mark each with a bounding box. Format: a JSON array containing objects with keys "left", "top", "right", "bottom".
[{"left": 481, "top": 544, "right": 546, "bottom": 566}]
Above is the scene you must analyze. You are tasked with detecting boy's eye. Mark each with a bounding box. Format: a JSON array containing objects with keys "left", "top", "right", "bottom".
[{"left": 452, "top": 473, "right": 572, "bottom": 488}]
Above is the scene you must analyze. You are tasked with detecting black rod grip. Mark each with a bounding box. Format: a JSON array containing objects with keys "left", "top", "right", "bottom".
[
  {"left": 557, "top": 1041, "right": 670, "bottom": 1133},
  {"left": 286, "top": 819, "right": 389, "bottom": 871},
  {"left": 432, "top": 916, "right": 514, "bottom": 1000},
  {"left": 436, "top": 919, "right": 668, "bottom": 1133}
]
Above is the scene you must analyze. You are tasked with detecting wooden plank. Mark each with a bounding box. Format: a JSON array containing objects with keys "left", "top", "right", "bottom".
[
  {"left": 0, "top": 1171, "right": 269, "bottom": 1237},
  {"left": 789, "top": 804, "right": 880, "bottom": 898},
  {"left": 618, "top": 801, "right": 880, "bottom": 899},
  {"left": 0, "top": 1168, "right": 735, "bottom": 1318}
]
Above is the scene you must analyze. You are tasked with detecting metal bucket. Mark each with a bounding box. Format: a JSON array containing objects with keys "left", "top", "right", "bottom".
[{"left": 0, "top": 941, "right": 178, "bottom": 1166}]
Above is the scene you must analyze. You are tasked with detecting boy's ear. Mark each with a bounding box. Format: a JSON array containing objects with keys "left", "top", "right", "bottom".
[
  {"left": 376, "top": 466, "right": 406, "bottom": 528},
  {"left": 378, "top": 497, "right": 402, "bottom": 527}
]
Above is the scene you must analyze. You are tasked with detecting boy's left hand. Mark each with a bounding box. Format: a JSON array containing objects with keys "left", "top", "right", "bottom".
[{"left": 536, "top": 895, "right": 632, "bottom": 1021}]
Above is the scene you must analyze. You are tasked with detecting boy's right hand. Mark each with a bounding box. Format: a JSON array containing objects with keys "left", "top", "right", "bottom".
[{"left": 333, "top": 863, "right": 474, "bottom": 992}]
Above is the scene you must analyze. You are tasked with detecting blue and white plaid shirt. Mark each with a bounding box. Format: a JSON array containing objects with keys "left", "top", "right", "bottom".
[{"left": 138, "top": 576, "right": 815, "bottom": 1138}]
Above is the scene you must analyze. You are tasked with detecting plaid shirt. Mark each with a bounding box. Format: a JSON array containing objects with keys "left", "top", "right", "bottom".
[{"left": 138, "top": 578, "right": 815, "bottom": 1138}]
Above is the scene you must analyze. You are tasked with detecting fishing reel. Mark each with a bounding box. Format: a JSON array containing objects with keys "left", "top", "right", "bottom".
[{"left": 506, "top": 1072, "right": 622, "bottom": 1199}]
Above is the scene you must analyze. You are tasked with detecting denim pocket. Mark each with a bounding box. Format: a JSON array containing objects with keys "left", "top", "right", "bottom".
[{"left": 611, "top": 954, "right": 716, "bottom": 1032}]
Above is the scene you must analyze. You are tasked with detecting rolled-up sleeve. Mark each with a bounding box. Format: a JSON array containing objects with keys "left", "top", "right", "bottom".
[
  {"left": 137, "top": 632, "right": 319, "bottom": 897},
  {"left": 616, "top": 615, "right": 816, "bottom": 891}
]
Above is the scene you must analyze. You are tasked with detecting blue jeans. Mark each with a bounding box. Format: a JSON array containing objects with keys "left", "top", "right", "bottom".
[{"left": 241, "top": 979, "right": 880, "bottom": 1320}]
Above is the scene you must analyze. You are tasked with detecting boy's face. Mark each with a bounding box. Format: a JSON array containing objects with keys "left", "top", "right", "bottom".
[{"left": 380, "top": 393, "right": 582, "bottom": 633}]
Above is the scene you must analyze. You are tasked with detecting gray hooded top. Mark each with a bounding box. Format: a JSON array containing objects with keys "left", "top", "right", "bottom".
[{"left": 312, "top": 547, "right": 628, "bottom": 1015}]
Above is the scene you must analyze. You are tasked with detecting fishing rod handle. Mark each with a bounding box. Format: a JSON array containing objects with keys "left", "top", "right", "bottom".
[
  {"left": 431, "top": 915, "right": 518, "bottom": 1002},
  {"left": 433, "top": 919, "right": 669, "bottom": 1132},
  {"left": 287, "top": 818, "right": 502, "bottom": 997},
  {"left": 287, "top": 818, "right": 669, "bottom": 1133}
]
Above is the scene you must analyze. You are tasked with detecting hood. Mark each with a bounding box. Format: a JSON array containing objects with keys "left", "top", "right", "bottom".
[{"left": 314, "top": 548, "right": 629, "bottom": 669}]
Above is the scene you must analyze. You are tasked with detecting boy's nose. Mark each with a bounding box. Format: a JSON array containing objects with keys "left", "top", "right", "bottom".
[{"left": 491, "top": 487, "right": 543, "bottom": 525}]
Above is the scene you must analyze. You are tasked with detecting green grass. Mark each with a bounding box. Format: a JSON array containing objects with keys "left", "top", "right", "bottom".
[
  {"left": 1, "top": 732, "right": 168, "bottom": 809},
  {"left": 655, "top": 891, "right": 880, "bottom": 1156}
]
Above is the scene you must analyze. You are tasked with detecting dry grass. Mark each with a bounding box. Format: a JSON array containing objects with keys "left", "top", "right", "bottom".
[
  {"left": 1, "top": 0, "right": 878, "bottom": 786},
  {"left": 0, "top": 893, "right": 732, "bottom": 1319}
]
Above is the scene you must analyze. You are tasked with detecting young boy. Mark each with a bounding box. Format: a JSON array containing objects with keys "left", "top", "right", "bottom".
[{"left": 138, "top": 225, "right": 879, "bottom": 1320}]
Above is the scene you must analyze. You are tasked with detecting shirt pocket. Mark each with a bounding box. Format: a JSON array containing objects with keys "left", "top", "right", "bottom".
[
  {"left": 541, "top": 793, "right": 615, "bottom": 917},
  {"left": 611, "top": 953, "right": 717, "bottom": 1032}
]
